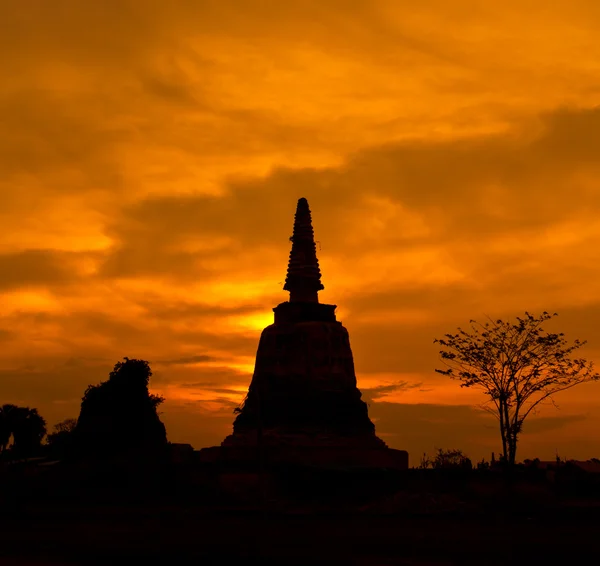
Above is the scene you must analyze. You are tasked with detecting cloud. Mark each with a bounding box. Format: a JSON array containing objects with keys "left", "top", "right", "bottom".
[
  {"left": 524, "top": 414, "right": 588, "bottom": 434},
  {"left": 156, "top": 355, "right": 217, "bottom": 366},
  {"left": 178, "top": 385, "right": 244, "bottom": 395},
  {"left": 91, "top": 106, "right": 600, "bottom": 300},
  {"left": 0, "top": 89, "right": 127, "bottom": 187},
  {"left": 152, "top": 365, "right": 252, "bottom": 393},
  {"left": 368, "top": 401, "right": 590, "bottom": 462},
  {"left": 137, "top": 298, "right": 268, "bottom": 321},
  {"left": 0, "top": 249, "right": 86, "bottom": 290},
  {"left": 2, "top": 0, "right": 600, "bottom": 462},
  {"left": 0, "top": 357, "right": 114, "bottom": 428},
  {"left": 0, "top": 329, "right": 13, "bottom": 342},
  {"left": 4, "top": 104, "right": 600, "bottom": 460},
  {"left": 361, "top": 381, "right": 423, "bottom": 402}
]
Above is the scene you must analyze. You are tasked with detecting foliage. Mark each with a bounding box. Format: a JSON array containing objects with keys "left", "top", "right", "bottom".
[
  {"left": 12, "top": 407, "right": 47, "bottom": 456},
  {"left": 74, "top": 357, "right": 167, "bottom": 458},
  {"left": 53, "top": 418, "right": 78, "bottom": 434},
  {"left": 523, "top": 458, "right": 542, "bottom": 469},
  {"left": 0, "top": 404, "right": 15, "bottom": 453},
  {"left": 419, "top": 448, "right": 472, "bottom": 469},
  {"left": 435, "top": 311, "right": 599, "bottom": 466},
  {"left": 0, "top": 404, "right": 47, "bottom": 458},
  {"left": 46, "top": 418, "right": 78, "bottom": 458}
]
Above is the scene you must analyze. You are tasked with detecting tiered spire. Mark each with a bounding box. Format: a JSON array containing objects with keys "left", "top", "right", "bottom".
[{"left": 283, "top": 198, "right": 324, "bottom": 303}]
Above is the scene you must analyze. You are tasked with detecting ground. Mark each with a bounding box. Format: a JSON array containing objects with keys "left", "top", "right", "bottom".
[
  {"left": 2, "top": 461, "right": 599, "bottom": 564},
  {"left": 1, "top": 503, "right": 599, "bottom": 565}
]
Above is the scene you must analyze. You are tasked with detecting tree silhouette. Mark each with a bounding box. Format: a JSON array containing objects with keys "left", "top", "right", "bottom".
[
  {"left": 0, "top": 405, "right": 47, "bottom": 457},
  {"left": 435, "top": 311, "right": 600, "bottom": 466},
  {"left": 74, "top": 358, "right": 167, "bottom": 458},
  {"left": 46, "top": 418, "right": 78, "bottom": 459},
  {"left": 53, "top": 418, "right": 78, "bottom": 434},
  {"left": 0, "top": 404, "right": 15, "bottom": 454}
]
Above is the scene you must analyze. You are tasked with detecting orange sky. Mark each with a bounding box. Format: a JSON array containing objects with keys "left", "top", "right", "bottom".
[{"left": 2, "top": 0, "right": 600, "bottom": 462}]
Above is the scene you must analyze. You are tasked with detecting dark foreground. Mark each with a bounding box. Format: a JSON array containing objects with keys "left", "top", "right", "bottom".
[
  {"left": 1, "top": 503, "right": 600, "bottom": 565},
  {"left": 2, "top": 459, "right": 600, "bottom": 565}
]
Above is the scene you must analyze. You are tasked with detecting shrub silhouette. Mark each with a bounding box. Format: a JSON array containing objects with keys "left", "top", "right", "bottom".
[
  {"left": 420, "top": 448, "right": 472, "bottom": 470},
  {"left": 73, "top": 358, "right": 167, "bottom": 459},
  {"left": 0, "top": 404, "right": 47, "bottom": 458}
]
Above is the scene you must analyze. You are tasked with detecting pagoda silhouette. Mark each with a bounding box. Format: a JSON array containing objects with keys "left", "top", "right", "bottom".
[{"left": 200, "top": 198, "right": 408, "bottom": 469}]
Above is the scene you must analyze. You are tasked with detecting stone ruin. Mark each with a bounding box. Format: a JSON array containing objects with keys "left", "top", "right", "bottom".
[{"left": 199, "top": 197, "right": 408, "bottom": 470}]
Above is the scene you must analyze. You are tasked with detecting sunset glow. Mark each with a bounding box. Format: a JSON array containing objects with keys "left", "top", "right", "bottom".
[{"left": 2, "top": 0, "right": 600, "bottom": 460}]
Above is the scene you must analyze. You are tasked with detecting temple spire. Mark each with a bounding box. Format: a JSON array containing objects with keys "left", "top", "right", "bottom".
[{"left": 283, "top": 197, "right": 324, "bottom": 303}]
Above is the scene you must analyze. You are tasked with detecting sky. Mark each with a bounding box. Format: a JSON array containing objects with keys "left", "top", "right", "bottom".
[{"left": 2, "top": 0, "right": 600, "bottom": 463}]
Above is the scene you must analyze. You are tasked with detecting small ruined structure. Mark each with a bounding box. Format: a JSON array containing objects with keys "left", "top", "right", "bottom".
[{"left": 201, "top": 198, "right": 407, "bottom": 469}]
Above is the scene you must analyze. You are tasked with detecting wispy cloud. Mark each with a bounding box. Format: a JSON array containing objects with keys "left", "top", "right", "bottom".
[
  {"left": 155, "top": 355, "right": 217, "bottom": 366},
  {"left": 362, "top": 381, "right": 424, "bottom": 402}
]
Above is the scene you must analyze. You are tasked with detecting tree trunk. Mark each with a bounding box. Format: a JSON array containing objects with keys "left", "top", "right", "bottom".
[
  {"left": 502, "top": 401, "right": 512, "bottom": 465},
  {"left": 508, "top": 434, "right": 517, "bottom": 466},
  {"left": 498, "top": 401, "right": 508, "bottom": 462}
]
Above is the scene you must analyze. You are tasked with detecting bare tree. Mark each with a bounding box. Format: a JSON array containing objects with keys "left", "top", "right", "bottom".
[{"left": 434, "top": 312, "right": 599, "bottom": 466}]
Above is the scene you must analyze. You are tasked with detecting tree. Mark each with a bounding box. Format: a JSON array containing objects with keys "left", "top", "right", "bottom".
[
  {"left": 1, "top": 405, "right": 48, "bottom": 458},
  {"left": 74, "top": 358, "right": 167, "bottom": 458},
  {"left": 46, "top": 418, "right": 78, "bottom": 459},
  {"left": 434, "top": 311, "right": 600, "bottom": 466},
  {"left": 8, "top": 406, "right": 47, "bottom": 457},
  {"left": 0, "top": 404, "right": 17, "bottom": 454},
  {"left": 53, "top": 418, "right": 78, "bottom": 434}
]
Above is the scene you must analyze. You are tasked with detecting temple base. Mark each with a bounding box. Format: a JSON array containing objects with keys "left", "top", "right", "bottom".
[
  {"left": 221, "top": 428, "right": 387, "bottom": 448},
  {"left": 197, "top": 444, "right": 409, "bottom": 470},
  {"left": 218, "top": 296, "right": 410, "bottom": 470}
]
